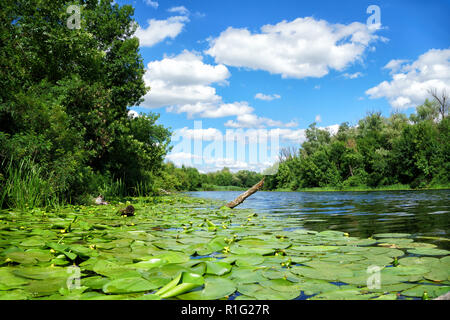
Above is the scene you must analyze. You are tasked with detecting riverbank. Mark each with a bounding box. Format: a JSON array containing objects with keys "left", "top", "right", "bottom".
[{"left": 196, "top": 183, "right": 450, "bottom": 193}]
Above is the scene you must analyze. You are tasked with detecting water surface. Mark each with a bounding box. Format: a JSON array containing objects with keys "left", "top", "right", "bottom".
[{"left": 188, "top": 190, "right": 450, "bottom": 250}]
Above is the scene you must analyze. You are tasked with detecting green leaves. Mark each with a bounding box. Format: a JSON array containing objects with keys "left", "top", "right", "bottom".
[
  {"left": 155, "top": 272, "right": 205, "bottom": 299},
  {"left": 407, "top": 248, "right": 450, "bottom": 256},
  {"left": 102, "top": 277, "right": 163, "bottom": 294},
  {"left": 178, "top": 277, "right": 235, "bottom": 300},
  {"left": 0, "top": 195, "right": 449, "bottom": 301}
]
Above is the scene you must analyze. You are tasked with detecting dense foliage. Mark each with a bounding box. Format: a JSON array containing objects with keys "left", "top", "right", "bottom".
[
  {"left": 264, "top": 103, "right": 449, "bottom": 190},
  {"left": 156, "top": 165, "right": 264, "bottom": 192},
  {"left": 0, "top": 0, "right": 171, "bottom": 207}
]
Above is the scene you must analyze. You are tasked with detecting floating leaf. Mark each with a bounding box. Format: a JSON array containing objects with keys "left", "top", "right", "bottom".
[
  {"left": 407, "top": 248, "right": 450, "bottom": 256},
  {"left": 235, "top": 254, "right": 265, "bottom": 267},
  {"left": 401, "top": 285, "right": 450, "bottom": 298},
  {"left": 373, "top": 233, "right": 411, "bottom": 238},
  {"left": 102, "top": 277, "right": 163, "bottom": 294},
  {"left": 309, "top": 287, "right": 379, "bottom": 300},
  {"left": 204, "top": 261, "right": 232, "bottom": 276},
  {"left": 155, "top": 272, "right": 204, "bottom": 299},
  {"left": 178, "top": 277, "right": 235, "bottom": 300}
]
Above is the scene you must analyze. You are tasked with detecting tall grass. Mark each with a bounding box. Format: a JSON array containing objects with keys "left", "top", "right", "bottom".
[
  {"left": 99, "top": 178, "right": 126, "bottom": 199},
  {"left": 133, "top": 180, "right": 155, "bottom": 197},
  {"left": 0, "top": 158, "right": 60, "bottom": 210}
]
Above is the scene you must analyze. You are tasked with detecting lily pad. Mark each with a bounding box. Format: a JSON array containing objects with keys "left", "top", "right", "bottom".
[
  {"left": 407, "top": 248, "right": 450, "bottom": 256},
  {"left": 178, "top": 277, "right": 235, "bottom": 300},
  {"left": 373, "top": 233, "right": 411, "bottom": 238},
  {"left": 401, "top": 285, "right": 450, "bottom": 298},
  {"left": 102, "top": 277, "right": 163, "bottom": 294}
]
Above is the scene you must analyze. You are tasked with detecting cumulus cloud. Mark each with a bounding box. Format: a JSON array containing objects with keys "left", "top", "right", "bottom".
[
  {"left": 135, "top": 16, "right": 189, "bottom": 47},
  {"left": 167, "top": 6, "right": 189, "bottom": 15},
  {"left": 141, "top": 50, "right": 230, "bottom": 108},
  {"left": 167, "top": 124, "right": 339, "bottom": 172},
  {"left": 206, "top": 17, "right": 384, "bottom": 79},
  {"left": 254, "top": 93, "right": 281, "bottom": 101},
  {"left": 383, "top": 59, "right": 409, "bottom": 74},
  {"left": 167, "top": 101, "right": 254, "bottom": 119},
  {"left": 141, "top": 50, "right": 294, "bottom": 128},
  {"left": 224, "top": 114, "right": 298, "bottom": 129},
  {"left": 366, "top": 48, "right": 450, "bottom": 109},
  {"left": 343, "top": 72, "right": 363, "bottom": 79},
  {"left": 144, "top": 0, "right": 158, "bottom": 9}
]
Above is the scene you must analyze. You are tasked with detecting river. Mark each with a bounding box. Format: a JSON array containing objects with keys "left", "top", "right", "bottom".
[{"left": 187, "top": 190, "right": 450, "bottom": 250}]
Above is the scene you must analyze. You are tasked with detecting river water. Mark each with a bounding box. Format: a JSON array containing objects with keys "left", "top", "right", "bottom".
[{"left": 187, "top": 190, "right": 450, "bottom": 250}]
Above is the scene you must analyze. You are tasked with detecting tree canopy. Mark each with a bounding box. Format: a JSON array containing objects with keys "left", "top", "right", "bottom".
[{"left": 0, "top": 0, "right": 171, "bottom": 205}]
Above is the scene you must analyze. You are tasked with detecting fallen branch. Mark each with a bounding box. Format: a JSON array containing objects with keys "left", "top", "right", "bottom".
[{"left": 224, "top": 177, "right": 265, "bottom": 209}]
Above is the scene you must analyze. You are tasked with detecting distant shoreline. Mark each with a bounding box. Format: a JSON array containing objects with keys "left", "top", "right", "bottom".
[{"left": 194, "top": 184, "right": 450, "bottom": 193}]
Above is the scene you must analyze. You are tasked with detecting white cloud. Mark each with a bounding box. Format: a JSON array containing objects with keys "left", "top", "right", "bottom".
[
  {"left": 173, "top": 127, "right": 222, "bottom": 141},
  {"left": 141, "top": 50, "right": 230, "bottom": 108},
  {"left": 366, "top": 48, "right": 450, "bottom": 109},
  {"left": 206, "top": 17, "right": 384, "bottom": 79},
  {"left": 343, "top": 72, "right": 363, "bottom": 79},
  {"left": 141, "top": 50, "right": 294, "bottom": 128},
  {"left": 135, "top": 16, "right": 189, "bottom": 47},
  {"left": 167, "top": 124, "right": 339, "bottom": 172},
  {"left": 165, "top": 152, "right": 202, "bottom": 166},
  {"left": 314, "top": 85, "right": 321, "bottom": 90},
  {"left": 168, "top": 101, "right": 254, "bottom": 119},
  {"left": 383, "top": 59, "right": 409, "bottom": 74},
  {"left": 315, "top": 114, "right": 322, "bottom": 122},
  {"left": 254, "top": 93, "right": 281, "bottom": 101},
  {"left": 128, "top": 110, "right": 139, "bottom": 118},
  {"left": 144, "top": 0, "right": 158, "bottom": 9},
  {"left": 167, "top": 6, "right": 189, "bottom": 15},
  {"left": 224, "top": 114, "right": 297, "bottom": 129}
]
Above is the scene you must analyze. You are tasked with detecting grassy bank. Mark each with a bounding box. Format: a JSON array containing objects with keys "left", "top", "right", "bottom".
[
  {"left": 270, "top": 183, "right": 450, "bottom": 192},
  {"left": 199, "top": 185, "right": 247, "bottom": 191}
]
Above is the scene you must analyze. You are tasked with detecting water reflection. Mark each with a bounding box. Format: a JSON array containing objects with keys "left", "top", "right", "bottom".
[{"left": 188, "top": 190, "right": 450, "bottom": 250}]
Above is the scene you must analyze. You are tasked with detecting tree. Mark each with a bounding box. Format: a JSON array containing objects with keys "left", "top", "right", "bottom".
[
  {"left": 0, "top": 0, "right": 171, "bottom": 204},
  {"left": 428, "top": 88, "right": 449, "bottom": 120}
]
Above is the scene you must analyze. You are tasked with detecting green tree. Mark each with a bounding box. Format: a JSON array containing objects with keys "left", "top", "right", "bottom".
[{"left": 0, "top": 0, "right": 171, "bottom": 205}]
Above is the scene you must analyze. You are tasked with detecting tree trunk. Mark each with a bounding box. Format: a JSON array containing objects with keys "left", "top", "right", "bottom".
[{"left": 224, "top": 177, "right": 265, "bottom": 209}]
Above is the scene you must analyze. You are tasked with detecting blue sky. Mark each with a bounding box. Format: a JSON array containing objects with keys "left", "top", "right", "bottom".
[{"left": 120, "top": 0, "right": 450, "bottom": 172}]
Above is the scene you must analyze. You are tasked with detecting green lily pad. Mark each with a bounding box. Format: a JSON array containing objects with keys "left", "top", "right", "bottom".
[
  {"left": 401, "top": 285, "right": 450, "bottom": 298},
  {"left": 20, "top": 238, "right": 46, "bottom": 247},
  {"left": 178, "top": 276, "right": 236, "bottom": 300},
  {"left": 407, "top": 248, "right": 450, "bottom": 256},
  {"left": 0, "top": 289, "right": 31, "bottom": 300},
  {"left": 290, "top": 245, "right": 339, "bottom": 253},
  {"left": 235, "top": 254, "right": 265, "bottom": 266},
  {"left": 81, "top": 276, "right": 110, "bottom": 290},
  {"left": 0, "top": 268, "right": 29, "bottom": 288},
  {"left": 102, "top": 277, "right": 163, "bottom": 294},
  {"left": 155, "top": 272, "right": 205, "bottom": 299},
  {"left": 309, "top": 287, "right": 379, "bottom": 300},
  {"left": 204, "top": 261, "right": 232, "bottom": 276},
  {"left": 373, "top": 233, "right": 411, "bottom": 238}
]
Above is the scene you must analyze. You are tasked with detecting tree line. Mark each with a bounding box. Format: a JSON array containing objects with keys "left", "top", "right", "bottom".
[{"left": 263, "top": 97, "right": 449, "bottom": 191}]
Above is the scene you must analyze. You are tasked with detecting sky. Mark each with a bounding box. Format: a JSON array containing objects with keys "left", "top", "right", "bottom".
[{"left": 120, "top": 0, "right": 450, "bottom": 173}]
